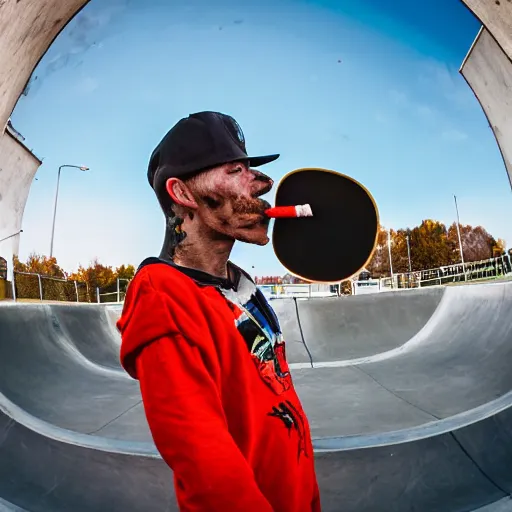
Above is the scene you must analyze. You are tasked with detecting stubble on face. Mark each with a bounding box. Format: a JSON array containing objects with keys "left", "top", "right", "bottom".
[{"left": 187, "top": 162, "right": 273, "bottom": 245}]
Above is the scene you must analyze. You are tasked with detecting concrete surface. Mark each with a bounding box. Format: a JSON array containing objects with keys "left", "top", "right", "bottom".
[
  {"left": 0, "top": 130, "right": 41, "bottom": 282},
  {"left": 0, "top": 0, "right": 512, "bottom": 510},
  {"left": 288, "top": 287, "right": 444, "bottom": 364},
  {"left": 0, "top": 0, "right": 88, "bottom": 129},
  {"left": 477, "top": 498, "right": 512, "bottom": 512},
  {"left": 0, "top": 0, "right": 87, "bottom": 274},
  {"left": 1, "top": 282, "right": 512, "bottom": 511},
  {"left": 461, "top": 0, "right": 512, "bottom": 60},
  {"left": 461, "top": 27, "right": 512, "bottom": 189},
  {"left": 49, "top": 303, "right": 122, "bottom": 369}
]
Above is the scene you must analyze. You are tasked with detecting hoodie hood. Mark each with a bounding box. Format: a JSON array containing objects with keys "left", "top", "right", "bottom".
[{"left": 117, "top": 257, "right": 252, "bottom": 378}]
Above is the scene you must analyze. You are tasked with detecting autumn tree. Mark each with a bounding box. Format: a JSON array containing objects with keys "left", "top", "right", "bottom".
[
  {"left": 12, "top": 253, "right": 72, "bottom": 300},
  {"left": 493, "top": 238, "right": 506, "bottom": 257},
  {"left": 115, "top": 264, "right": 136, "bottom": 281},
  {"left": 365, "top": 218, "right": 504, "bottom": 276},
  {"left": 447, "top": 223, "right": 501, "bottom": 263},
  {"left": 13, "top": 252, "right": 66, "bottom": 278},
  {"left": 367, "top": 226, "right": 415, "bottom": 277},
  {"left": 389, "top": 228, "right": 411, "bottom": 274},
  {"left": 408, "top": 220, "right": 453, "bottom": 271},
  {"left": 68, "top": 258, "right": 116, "bottom": 302},
  {"left": 366, "top": 225, "right": 391, "bottom": 277},
  {"left": 69, "top": 259, "right": 115, "bottom": 287},
  {"left": 11, "top": 253, "right": 136, "bottom": 302},
  {"left": 67, "top": 260, "right": 136, "bottom": 302}
]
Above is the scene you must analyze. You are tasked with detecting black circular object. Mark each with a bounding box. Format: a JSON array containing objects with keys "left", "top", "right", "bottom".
[{"left": 272, "top": 168, "right": 379, "bottom": 283}]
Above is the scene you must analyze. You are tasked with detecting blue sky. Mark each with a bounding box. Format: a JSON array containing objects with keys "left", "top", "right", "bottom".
[{"left": 10, "top": 0, "right": 511, "bottom": 277}]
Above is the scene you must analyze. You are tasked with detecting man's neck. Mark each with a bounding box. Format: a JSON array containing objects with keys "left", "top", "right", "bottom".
[{"left": 160, "top": 228, "right": 234, "bottom": 279}]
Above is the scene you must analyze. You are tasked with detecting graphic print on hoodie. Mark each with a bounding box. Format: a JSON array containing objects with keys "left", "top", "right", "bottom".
[{"left": 218, "top": 268, "right": 309, "bottom": 458}]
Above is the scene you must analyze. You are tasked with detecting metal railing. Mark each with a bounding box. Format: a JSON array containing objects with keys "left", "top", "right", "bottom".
[
  {"left": 371, "top": 253, "right": 512, "bottom": 293},
  {"left": 6, "top": 253, "right": 511, "bottom": 303},
  {"left": 96, "top": 278, "right": 131, "bottom": 304},
  {"left": 258, "top": 283, "right": 340, "bottom": 300},
  {"left": 12, "top": 271, "right": 89, "bottom": 302},
  {"left": 5, "top": 272, "right": 131, "bottom": 304}
]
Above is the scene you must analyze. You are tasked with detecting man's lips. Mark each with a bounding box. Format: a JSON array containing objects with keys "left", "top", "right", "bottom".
[
  {"left": 239, "top": 215, "right": 270, "bottom": 229},
  {"left": 238, "top": 209, "right": 271, "bottom": 228},
  {"left": 229, "top": 197, "right": 272, "bottom": 228}
]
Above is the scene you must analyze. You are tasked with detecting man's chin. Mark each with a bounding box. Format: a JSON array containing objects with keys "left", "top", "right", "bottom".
[
  {"left": 235, "top": 234, "right": 270, "bottom": 246},
  {"left": 233, "top": 226, "right": 270, "bottom": 246},
  {"left": 252, "top": 236, "right": 270, "bottom": 246}
]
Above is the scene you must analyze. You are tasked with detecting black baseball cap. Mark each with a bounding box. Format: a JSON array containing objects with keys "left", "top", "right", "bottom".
[{"left": 148, "top": 111, "right": 280, "bottom": 193}]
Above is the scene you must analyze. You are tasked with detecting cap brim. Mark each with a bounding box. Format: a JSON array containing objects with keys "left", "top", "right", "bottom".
[{"left": 248, "top": 154, "right": 280, "bottom": 167}]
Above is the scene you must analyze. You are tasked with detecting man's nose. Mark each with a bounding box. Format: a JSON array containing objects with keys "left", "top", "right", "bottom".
[{"left": 251, "top": 168, "right": 274, "bottom": 190}]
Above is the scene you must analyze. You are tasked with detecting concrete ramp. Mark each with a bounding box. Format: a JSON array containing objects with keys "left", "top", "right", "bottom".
[
  {"left": 1, "top": 283, "right": 512, "bottom": 511},
  {"left": 0, "top": 303, "right": 174, "bottom": 511},
  {"left": 49, "top": 304, "right": 122, "bottom": 369},
  {"left": 273, "top": 287, "right": 444, "bottom": 365}
]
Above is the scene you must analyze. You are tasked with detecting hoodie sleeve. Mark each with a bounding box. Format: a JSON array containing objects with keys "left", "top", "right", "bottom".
[{"left": 117, "top": 268, "right": 274, "bottom": 512}]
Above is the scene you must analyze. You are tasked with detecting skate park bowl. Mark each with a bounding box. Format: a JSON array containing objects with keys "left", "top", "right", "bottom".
[
  {"left": 1, "top": 0, "right": 512, "bottom": 511},
  {"left": 1, "top": 284, "right": 512, "bottom": 511}
]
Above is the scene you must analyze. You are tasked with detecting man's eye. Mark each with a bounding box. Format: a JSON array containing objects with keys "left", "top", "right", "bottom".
[{"left": 229, "top": 167, "right": 242, "bottom": 174}]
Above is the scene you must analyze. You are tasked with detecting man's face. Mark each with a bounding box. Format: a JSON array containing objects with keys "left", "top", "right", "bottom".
[{"left": 187, "top": 161, "right": 274, "bottom": 246}]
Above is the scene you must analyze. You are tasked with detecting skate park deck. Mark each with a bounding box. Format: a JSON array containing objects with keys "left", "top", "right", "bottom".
[{"left": 1, "top": 282, "right": 512, "bottom": 511}]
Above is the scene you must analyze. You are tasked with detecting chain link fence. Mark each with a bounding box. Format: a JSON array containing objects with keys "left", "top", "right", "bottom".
[
  {"left": 4, "top": 253, "right": 512, "bottom": 302},
  {"left": 1, "top": 271, "right": 131, "bottom": 303},
  {"left": 12, "top": 272, "right": 89, "bottom": 302}
]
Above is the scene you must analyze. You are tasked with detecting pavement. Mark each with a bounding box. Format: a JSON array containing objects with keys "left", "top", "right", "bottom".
[{"left": 0, "top": 282, "right": 512, "bottom": 511}]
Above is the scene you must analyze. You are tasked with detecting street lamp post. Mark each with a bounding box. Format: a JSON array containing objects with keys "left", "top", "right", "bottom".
[
  {"left": 50, "top": 164, "right": 89, "bottom": 258},
  {"left": 388, "top": 230, "right": 394, "bottom": 287},
  {"left": 406, "top": 234, "right": 412, "bottom": 273}
]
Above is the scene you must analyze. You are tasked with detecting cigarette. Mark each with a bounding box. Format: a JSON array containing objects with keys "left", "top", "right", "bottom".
[{"left": 265, "top": 204, "right": 313, "bottom": 218}]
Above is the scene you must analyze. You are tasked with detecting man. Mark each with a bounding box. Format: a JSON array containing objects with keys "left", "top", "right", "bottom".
[{"left": 117, "top": 111, "right": 320, "bottom": 512}]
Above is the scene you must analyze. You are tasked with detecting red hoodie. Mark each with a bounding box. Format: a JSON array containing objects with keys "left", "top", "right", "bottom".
[{"left": 117, "top": 257, "right": 320, "bottom": 512}]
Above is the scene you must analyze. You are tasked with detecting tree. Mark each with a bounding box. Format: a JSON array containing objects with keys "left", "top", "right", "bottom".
[
  {"left": 369, "top": 220, "right": 507, "bottom": 274},
  {"left": 367, "top": 225, "right": 391, "bottom": 277},
  {"left": 69, "top": 259, "right": 115, "bottom": 287},
  {"left": 493, "top": 238, "right": 506, "bottom": 257},
  {"left": 12, "top": 254, "right": 137, "bottom": 302},
  {"left": 447, "top": 223, "right": 498, "bottom": 263},
  {"left": 409, "top": 220, "right": 453, "bottom": 270},
  {"left": 13, "top": 252, "right": 65, "bottom": 278},
  {"left": 115, "top": 264, "right": 136, "bottom": 281},
  {"left": 367, "top": 226, "right": 414, "bottom": 277},
  {"left": 389, "top": 228, "right": 411, "bottom": 274},
  {"left": 68, "top": 258, "right": 117, "bottom": 302}
]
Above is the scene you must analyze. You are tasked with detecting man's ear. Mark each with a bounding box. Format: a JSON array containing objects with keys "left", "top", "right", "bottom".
[{"left": 166, "top": 178, "right": 198, "bottom": 210}]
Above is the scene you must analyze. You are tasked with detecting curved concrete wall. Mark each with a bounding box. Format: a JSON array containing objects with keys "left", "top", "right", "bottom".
[
  {"left": 459, "top": 1, "right": 512, "bottom": 192},
  {"left": 460, "top": 28, "right": 512, "bottom": 189},
  {"left": 0, "top": 0, "right": 89, "bottom": 130},
  {"left": 0, "top": 131, "right": 42, "bottom": 280},
  {"left": 0, "top": 0, "right": 88, "bottom": 279},
  {"left": 0, "top": 0, "right": 510, "bottom": 278},
  {"left": 461, "top": 0, "right": 512, "bottom": 60}
]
